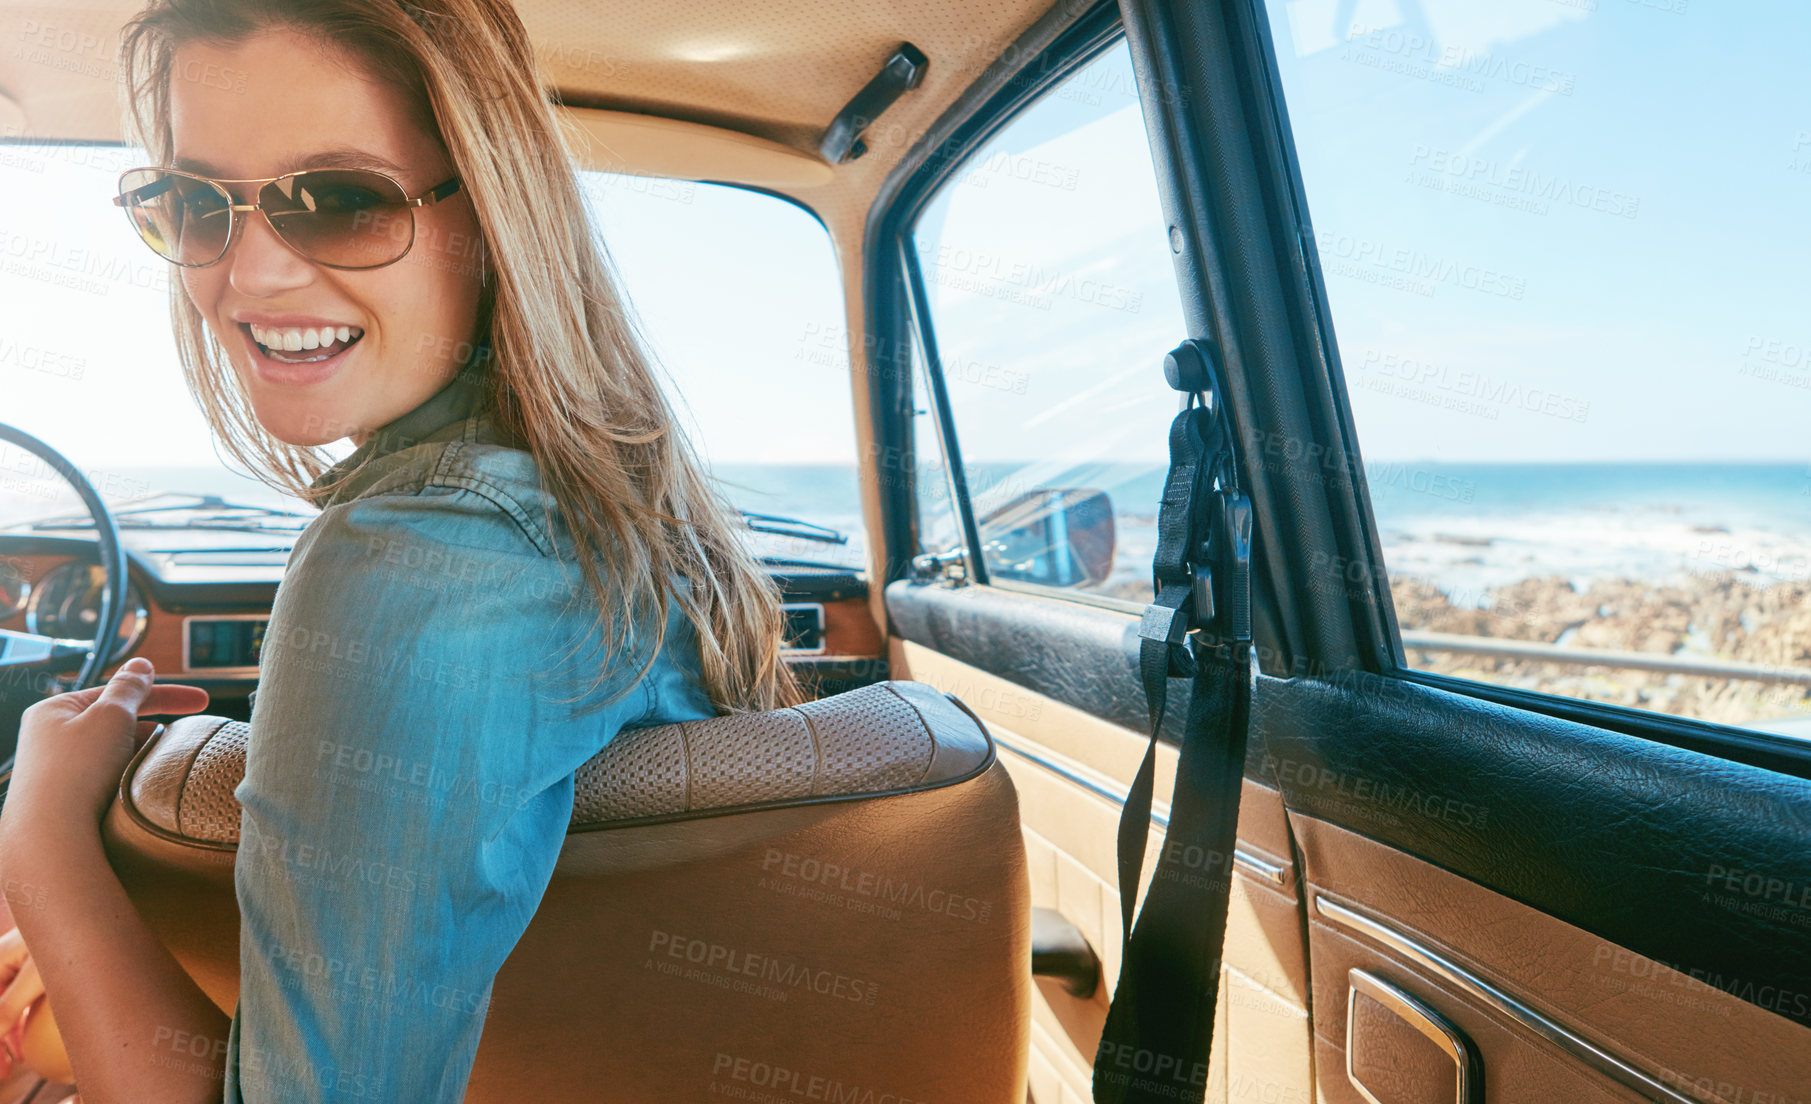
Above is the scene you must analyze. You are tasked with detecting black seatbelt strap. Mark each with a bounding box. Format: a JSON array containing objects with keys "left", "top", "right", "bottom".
[{"left": 1093, "top": 340, "right": 1252, "bottom": 1104}]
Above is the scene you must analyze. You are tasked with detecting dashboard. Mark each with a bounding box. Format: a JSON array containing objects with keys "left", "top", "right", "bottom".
[
  {"left": 0, "top": 534, "right": 283, "bottom": 715},
  {"left": 2, "top": 556, "right": 149, "bottom": 659},
  {"left": 0, "top": 531, "right": 882, "bottom": 721}
]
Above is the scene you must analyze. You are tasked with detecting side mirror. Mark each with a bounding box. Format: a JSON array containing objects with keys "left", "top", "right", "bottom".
[{"left": 977, "top": 488, "right": 1115, "bottom": 588}]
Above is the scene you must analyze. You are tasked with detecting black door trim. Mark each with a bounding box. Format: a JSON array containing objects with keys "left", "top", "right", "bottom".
[
  {"left": 1260, "top": 671, "right": 1811, "bottom": 1029},
  {"left": 861, "top": 0, "right": 1121, "bottom": 601}
]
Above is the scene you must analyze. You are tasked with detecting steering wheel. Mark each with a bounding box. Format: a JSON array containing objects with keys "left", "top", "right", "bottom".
[{"left": 0, "top": 423, "right": 130, "bottom": 765}]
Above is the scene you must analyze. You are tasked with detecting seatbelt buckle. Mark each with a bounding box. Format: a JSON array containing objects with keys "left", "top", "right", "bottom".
[
  {"left": 1138, "top": 597, "right": 1191, "bottom": 645},
  {"left": 1220, "top": 491, "right": 1253, "bottom": 643},
  {"left": 1191, "top": 562, "right": 1215, "bottom": 627},
  {"left": 1192, "top": 490, "right": 1253, "bottom": 645},
  {"left": 1138, "top": 604, "right": 1200, "bottom": 677}
]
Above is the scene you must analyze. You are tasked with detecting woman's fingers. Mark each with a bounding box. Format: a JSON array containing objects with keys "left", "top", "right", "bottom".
[
  {"left": 30, "top": 666, "right": 210, "bottom": 723},
  {"left": 0, "top": 930, "right": 23, "bottom": 996},
  {"left": 132, "top": 721, "right": 163, "bottom": 758},
  {"left": 0, "top": 927, "right": 25, "bottom": 973},
  {"left": 87, "top": 658, "right": 159, "bottom": 723},
  {"left": 63, "top": 681, "right": 211, "bottom": 736},
  {"left": 138, "top": 682, "right": 212, "bottom": 716},
  {"left": 0, "top": 955, "right": 42, "bottom": 1038}
]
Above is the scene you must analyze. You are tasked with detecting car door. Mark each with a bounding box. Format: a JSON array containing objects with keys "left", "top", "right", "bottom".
[
  {"left": 869, "top": 7, "right": 1316, "bottom": 1102},
  {"left": 1242, "top": 2, "right": 1811, "bottom": 1100},
  {"left": 872, "top": 2, "right": 1811, "bottom": 1103}
]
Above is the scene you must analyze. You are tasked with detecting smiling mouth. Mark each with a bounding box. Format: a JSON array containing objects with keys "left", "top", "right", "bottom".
[{"left": 244, "top": 323, "right": 366, "bottom": 364}]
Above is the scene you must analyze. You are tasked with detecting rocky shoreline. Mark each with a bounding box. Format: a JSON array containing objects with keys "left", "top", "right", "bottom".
[
  {"left": 1392, "top": 572, "right": 1811, "bottom": 729},
  {"left": 1100, "top": 567, "right": 1811, "bottom": 730}
]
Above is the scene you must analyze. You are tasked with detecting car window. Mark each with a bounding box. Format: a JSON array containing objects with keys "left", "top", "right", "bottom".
[
  {"left": 904, "top": 305, "right": 969, "bottom": 575},
  {"left": 0, "top": 141, "right": 238, "bottom": 523},
  {"left": 0, "top": 143, "right": 862, "bottom": 569},
  {"left": 1263, "top": 2, "right": 1811, "bottom": 736},
  {"left": 904, "top": 38, "right": 1189, "bottom": 606},
  {"left": 578, "top": 174, "right": 863, "bottom": 570}
]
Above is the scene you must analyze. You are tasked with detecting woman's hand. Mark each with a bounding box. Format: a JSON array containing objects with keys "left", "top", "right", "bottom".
[
  {"left": 0, "top": 926, "right": 43, "bottom": 1078},
  {"left": 0, "top": 658, "right": 210, "bottom": 842},
  {"left": 0, "top": 660, "right": 230, "bottom": 1101}
]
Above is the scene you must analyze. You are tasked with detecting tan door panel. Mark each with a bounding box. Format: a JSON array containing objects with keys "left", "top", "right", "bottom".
[
  {"left": 1292, "top": 812, "right": 1811, "bottom": 1104},
  {"left": 1307, "top": 920, "right": 1644, "bottom": 1104},
  {"left": 892, "top": 637, "right": 1314, "bottom": 1104}
]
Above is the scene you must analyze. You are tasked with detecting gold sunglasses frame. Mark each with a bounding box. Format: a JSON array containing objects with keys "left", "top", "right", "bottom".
[{"left": 112, "top": 165, "right": 463, "bottom": 270}]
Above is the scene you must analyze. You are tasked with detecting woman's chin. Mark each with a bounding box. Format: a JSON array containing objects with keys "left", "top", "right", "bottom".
[{"left": 249, "top": 400, "right": 361, "bottom": 448}]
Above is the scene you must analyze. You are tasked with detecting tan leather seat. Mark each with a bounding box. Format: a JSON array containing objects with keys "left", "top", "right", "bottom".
[{"left": 100, "top": 679, "right": 1031, "bottom": 1102}]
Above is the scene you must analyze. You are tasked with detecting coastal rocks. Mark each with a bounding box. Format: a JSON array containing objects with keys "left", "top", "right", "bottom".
[
  {"left": 1106, "top": 565, "right": 1808, "bottom": 729},
  {"left": 1393, "top": 572, "right": 1811, "bottom": 729}
]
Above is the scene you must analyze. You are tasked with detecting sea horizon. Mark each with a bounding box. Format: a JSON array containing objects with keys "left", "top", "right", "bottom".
[{"left": 4, "top": 460, "right": 1806, "bottom": 596}]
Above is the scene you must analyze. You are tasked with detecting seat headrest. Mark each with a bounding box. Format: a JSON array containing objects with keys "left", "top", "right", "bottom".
[{"left": 120, "top": 679, "right": 994, "bottom": 847}]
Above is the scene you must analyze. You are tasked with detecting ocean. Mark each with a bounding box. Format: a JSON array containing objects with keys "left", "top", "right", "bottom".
[
  {"left": 5, "top": 460, "right": 1808, "bottom": 600},
  {"left": 956, "top": 460, "right": 1811, "bottom": 601},
  {"left": 1363, "top": 462, "right": 1811, "bottom": 600}
]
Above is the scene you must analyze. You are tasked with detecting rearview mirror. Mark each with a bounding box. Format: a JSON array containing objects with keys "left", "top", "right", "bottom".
[{"left": 977, "top": 488, "right": 1115, "bottom": 588}]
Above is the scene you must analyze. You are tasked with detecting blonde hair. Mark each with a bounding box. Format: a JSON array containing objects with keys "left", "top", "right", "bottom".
[{"left": 120, "top": 0, "right": 805, "bottom": 714}]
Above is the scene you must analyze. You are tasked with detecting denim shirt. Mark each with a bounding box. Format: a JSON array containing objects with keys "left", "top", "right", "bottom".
[{"left": 222, "top": 366, "right": 717, "bottom": 1102}]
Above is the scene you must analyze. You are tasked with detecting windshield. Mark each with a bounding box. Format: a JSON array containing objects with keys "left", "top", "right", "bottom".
[{"left": 1, "top": 143, "right": 864, "bottom": 570}]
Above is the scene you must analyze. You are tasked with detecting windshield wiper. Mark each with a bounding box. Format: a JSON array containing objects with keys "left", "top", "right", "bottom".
[
  {"left": 759, "top": 556, "right": 865, "bottom": 573},
  {"left": 23, "top": 496, "right": 846, "bottom": 548},
  {"left": 22, "top": 492, "right": 315, "bottom": 536},
  {"left": 738, "top": 510, "right": 848, "bottom": 545}
]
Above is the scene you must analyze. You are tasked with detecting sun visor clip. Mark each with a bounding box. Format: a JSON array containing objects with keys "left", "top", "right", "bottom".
[{"left": 818, "top": 42, "right": 929, "bottom": 164}]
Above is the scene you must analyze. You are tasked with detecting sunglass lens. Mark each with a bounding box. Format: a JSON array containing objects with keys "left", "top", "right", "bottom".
[
  {"left": 118, "top": 169, "right": 232, "bottom": 265},
  {"left": 263, "top": 169, "right": 412, "bottom": 268}
]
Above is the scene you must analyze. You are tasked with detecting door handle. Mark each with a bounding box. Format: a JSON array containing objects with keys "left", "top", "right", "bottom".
[{"left": 1346, "top": 968, "right": 1482, "bottom": 1104}]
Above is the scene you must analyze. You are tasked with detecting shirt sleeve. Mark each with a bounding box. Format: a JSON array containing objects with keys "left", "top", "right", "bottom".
[{"left": 222, "top": 484, "right": 658, "bottom": 1102}]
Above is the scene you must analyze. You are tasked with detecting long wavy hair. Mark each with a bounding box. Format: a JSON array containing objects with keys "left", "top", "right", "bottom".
[{"left": 119, "top": 0, "right": 805, "bottom": 714}]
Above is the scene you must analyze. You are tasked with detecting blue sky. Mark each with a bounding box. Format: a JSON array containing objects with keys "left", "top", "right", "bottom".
[{"left": 1268, "top": 0, "right": 1811, "bottom": 461}]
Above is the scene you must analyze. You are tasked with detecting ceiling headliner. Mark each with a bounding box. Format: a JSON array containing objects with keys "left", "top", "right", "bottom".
[{"left": 0, "top": 0, "right": 1059, "bottom": 208}]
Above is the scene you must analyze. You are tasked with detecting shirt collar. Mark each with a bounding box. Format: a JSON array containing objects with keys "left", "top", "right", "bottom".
[{"left": 306, "top": 360, "right": 490, "bottom": 508}]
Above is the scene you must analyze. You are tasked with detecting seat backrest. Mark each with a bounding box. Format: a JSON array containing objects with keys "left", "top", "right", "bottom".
[{"left": 101, "top": 679, "right": 1030, "bottom": 1102}]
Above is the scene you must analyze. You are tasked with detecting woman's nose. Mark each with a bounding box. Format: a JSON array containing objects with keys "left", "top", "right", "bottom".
[{"left": 226, "top": 206, "right": 318, "bottom": 297}]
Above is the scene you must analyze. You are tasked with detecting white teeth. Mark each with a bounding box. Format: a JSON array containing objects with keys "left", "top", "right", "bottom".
[{"left": 248, "top": 323, "right": 364, "bottom": 354}]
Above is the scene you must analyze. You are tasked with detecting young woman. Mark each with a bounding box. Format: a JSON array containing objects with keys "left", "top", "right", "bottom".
[{"left": 0, "top": 0, "right": 804, "bottom": 1098}]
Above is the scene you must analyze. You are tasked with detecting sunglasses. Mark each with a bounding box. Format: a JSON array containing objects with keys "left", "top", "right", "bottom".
[{"left": 112, "top": 165, "right": 463, "bottom": 270}]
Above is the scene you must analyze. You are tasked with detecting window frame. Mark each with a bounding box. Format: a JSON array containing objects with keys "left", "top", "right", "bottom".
[
  {"left": 872, "top": 3, "right": 1174, "bottom": 617},
  {"left": 2, "top": 142, "right": 872, "bottom": 581},
  {"left": 572, "top": 168, "right": 868, "bottom": 577},
  {"left": 1238, "top": 0, "right": 1811, "bottom": 775}
]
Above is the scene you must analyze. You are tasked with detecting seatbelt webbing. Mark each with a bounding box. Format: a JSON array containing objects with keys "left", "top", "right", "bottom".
[{"left": 1093, "top": 373, "right": 1252, "bottom": 1104}]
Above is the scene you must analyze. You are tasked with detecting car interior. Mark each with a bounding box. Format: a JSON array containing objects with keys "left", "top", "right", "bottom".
[{"left": 2, "top": 0, "right": 1810, "bottom": 1102}]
